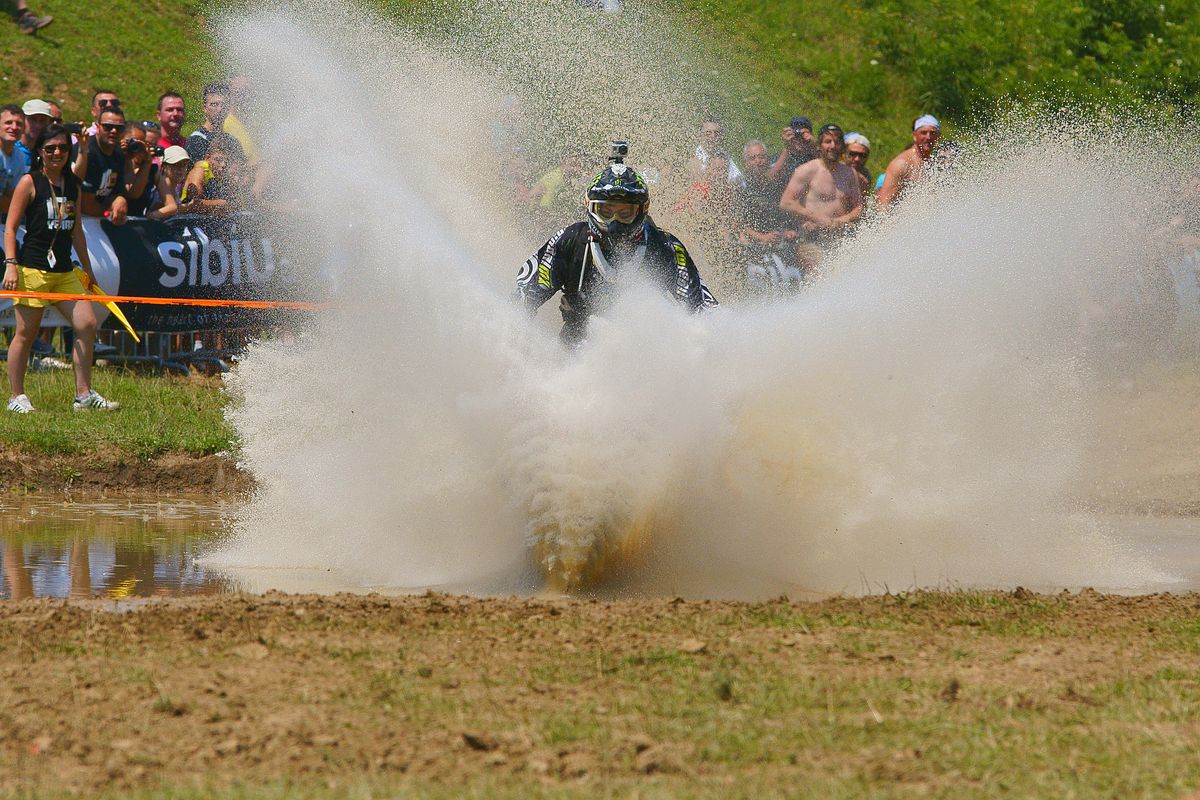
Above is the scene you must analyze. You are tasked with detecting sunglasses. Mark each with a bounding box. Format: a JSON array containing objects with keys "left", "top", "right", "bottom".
[
  {"left": 97, "top": 98, "right": 121, "bottom": 108},
  {"left": 846, "top": 151, "right": 869, "bottom": 159},
  {"left": 99, "top": 122, "right": 124, "bottom": 132},
  {"left": 141, "top": 120, "right": 160, "bottom": 129},
  {"left": 42, "top": 143, "right": 69, "bottom": 154}
]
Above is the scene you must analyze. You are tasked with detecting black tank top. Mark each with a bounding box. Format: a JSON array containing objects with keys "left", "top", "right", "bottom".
[{"left": 18, "top": 172, "right": 79, "bottom": 273}]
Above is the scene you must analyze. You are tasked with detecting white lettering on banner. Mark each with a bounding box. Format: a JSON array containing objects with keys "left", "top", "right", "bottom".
[
  {"left": 157, "top": 242, "right": 187, "bottom": 288},
  {"left": 154, "top": 231, "right": 288, "bottom": 289},
  {"left": 202, "top": 236, "right": 230, "bottom": 287}
]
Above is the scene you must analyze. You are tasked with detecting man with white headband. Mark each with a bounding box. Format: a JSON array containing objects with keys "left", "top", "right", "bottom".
[{"left": 877, "top": 114, "right": 942, "bottom": 209}]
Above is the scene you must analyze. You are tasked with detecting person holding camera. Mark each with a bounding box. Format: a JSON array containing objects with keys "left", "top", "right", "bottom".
[
  {"left": 767, "top": 115, "right": 817, "bottom": 193},
  {"left": 516, "top": 142, "right": 716, "bottom": 346},
  {"left": 121, "top": 122, "right": 160, "bottom": 217}
]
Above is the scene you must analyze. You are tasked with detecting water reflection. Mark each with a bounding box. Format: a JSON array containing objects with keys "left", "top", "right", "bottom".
[{"left": 0, "top": 498, "right": 234, "bottom": 600}]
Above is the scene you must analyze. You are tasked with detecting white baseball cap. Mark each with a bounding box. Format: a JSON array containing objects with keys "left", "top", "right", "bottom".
[
  {"left": 162, "top": 145, "right": 191, "bottom": 165},
  {"left": 22, "top": 99, "right": 53, "bottom": 118}
]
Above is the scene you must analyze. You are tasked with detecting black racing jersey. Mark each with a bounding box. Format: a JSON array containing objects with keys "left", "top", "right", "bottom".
[
  {"left": 516, "top": 219, "right": 716, "bottom": 344},
  {"left": 18, "top": 172, "right": 79, "bottom": 273},
  {"left": 81, "top": 136, "right": 126, "bottom": 208}
]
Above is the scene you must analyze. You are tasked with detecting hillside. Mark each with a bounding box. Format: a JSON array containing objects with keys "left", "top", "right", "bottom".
[
  {"left": 1, "top": 0, "right": 1197, "bottom": 166},
  {"left": 0, "top": 0, "right": 209, "bottom": 124}
]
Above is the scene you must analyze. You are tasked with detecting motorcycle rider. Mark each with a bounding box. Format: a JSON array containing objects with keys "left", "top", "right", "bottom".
[{"left": 516, "top": 141, "right": 716, "bottom": 345}]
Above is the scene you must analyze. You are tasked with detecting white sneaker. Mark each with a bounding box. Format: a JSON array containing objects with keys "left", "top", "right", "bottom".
[
  {"left": 72, "top": 390, "right": 120, "bottom": 411},
  {"left": 6, "top": 394, "right": 34, "bottom": 413}
]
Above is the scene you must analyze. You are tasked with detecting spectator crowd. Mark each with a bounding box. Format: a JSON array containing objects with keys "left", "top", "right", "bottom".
[{"left": 495, "top": 102, "right": 964, "bottom": 295}]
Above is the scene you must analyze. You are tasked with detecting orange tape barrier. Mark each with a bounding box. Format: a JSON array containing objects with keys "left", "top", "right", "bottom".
[{"left": 0, "top": 290, "right": 323, "bottom": 310}]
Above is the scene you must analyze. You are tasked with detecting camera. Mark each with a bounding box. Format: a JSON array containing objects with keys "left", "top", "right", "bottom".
[
  {"left": 126, "top": 140, "right": 144, "bottom": 154},
  {"left": 609, "top": 139, "right": 629, "bottom": 163},
  {"left": 62, "top": 123, "right": 83, "bottom": 135},
  {"left": 153, "top": 145, "right": 165, "bottom": 157}
]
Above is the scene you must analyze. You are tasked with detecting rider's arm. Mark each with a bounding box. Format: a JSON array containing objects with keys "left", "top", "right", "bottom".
[
  {"left": 666, "top": 236, "right": 713, "bottom": 312},
  {"left": 515, "top": 227, "right": 568, "bottom": 313}
]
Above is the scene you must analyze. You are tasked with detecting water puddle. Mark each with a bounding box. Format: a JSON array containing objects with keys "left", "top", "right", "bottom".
[
  {"left": 0, "top": 496, "right": 235, "bottom": 600},
  {"left": 1, "top": 496, "right": 1198, "bottom": 600}
]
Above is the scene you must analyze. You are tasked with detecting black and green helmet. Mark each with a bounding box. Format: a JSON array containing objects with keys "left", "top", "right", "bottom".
[{"left": 586, "top": 163, "right": 649, "bottom": 241}]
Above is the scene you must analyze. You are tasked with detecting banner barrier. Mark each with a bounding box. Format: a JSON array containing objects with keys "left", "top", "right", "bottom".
[{"left": 0, "top": 212, "right": 305, "bottom": 331}]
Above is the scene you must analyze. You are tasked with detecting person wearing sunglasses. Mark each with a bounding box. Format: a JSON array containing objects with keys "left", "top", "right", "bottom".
[
  {"left": 843, "top": 132, "right": 872, "bottom": 196},
  {"left": 3, "top": 124, "right": 119, "bottom": 413},
  {"left": 79, "top": 107, "right": 131, "bottom": 225},
  {"left": 516, "top": 142, "right": 716, "bottom": 347},
  {"left": 85, "top": 90, "right": 120, "bottom": 137}
]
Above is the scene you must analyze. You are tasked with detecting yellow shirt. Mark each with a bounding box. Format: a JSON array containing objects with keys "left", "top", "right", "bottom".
[{"left": 223, "top": 113, "right": 259, "bottom": 161}]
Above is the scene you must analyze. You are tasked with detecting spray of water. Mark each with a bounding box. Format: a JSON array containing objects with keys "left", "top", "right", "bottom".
[{"left": 211, "top": 0, "right": 1196, "bottom": 597}]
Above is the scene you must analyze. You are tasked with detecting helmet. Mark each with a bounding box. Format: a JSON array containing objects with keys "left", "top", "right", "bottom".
[{"left": 586, "top": 162, "right": 649, "bottom": 242}]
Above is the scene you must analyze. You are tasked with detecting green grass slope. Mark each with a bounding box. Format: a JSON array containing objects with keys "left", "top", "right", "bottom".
[
  {"left": 0, "top": 0, "right": 208, "bottom": 127},
  {"left": 677, "top": 0, "right": 1200, "bottom": 160},
  {"left": 2, "top": 0, "right": 1196, "bottom": 162}
]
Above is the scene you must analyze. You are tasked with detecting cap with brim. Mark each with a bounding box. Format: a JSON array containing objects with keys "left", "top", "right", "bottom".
[
  {"left": 162, "top": 145, "right": 191, "bottom": 165},
  {"left": 22, "top": 99, "right": 52, "bottom": 118},
  {"left": 913, "top": 114, "right": 941, "bottom": 131},
  {"left": 789, "top": 116, "right": 812, "bottom": 131},
  {"left": 844, "top": 132, "right": 871, "bottom": 150}
]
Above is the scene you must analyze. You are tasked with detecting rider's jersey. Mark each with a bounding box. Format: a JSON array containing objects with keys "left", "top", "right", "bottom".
[{"left": 516, "top": 219, "right": 716, "bottom": 343}]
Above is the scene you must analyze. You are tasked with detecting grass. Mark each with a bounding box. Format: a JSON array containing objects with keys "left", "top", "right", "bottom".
[
  {"left": 0, "top": 0, "right": 210, "bottom": 124},
  {"left": 0, "top": 360, "right": 235, "bottom": 458}
]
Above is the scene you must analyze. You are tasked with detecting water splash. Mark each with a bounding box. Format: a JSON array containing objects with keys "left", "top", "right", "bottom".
[{"left": 210, "top": 0, "right": 1196, "bottom": 597}]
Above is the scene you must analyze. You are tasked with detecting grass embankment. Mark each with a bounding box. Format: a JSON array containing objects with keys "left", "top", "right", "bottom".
[
  {"left": 1, "top": 589, "right": 1198, "bottom": 798},
  {"left": 0, "top": 0, "right": 209, "bottom": 124},
  {"left": 0, "top": 363, "right": 242, "bottom": 494},
  {"left": 675, "top": 0, "right": 1200, "bottom": 159}
]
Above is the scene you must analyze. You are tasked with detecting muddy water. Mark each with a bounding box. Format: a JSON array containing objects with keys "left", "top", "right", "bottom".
[
  {"left": 0, "top": 497, "right": 234, "bottom": 600},
  {"left": 2, "top": 496, "right": 1198, "bottom": 599}
]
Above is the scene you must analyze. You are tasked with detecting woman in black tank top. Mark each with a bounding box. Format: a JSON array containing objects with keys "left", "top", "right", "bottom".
[{"left": 2, "top": 123, "right": 119, "bottom": 413}]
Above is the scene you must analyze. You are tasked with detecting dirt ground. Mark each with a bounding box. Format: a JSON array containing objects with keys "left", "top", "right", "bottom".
[
  {"left": 0, "top": 365, "right": 1198, "bottom": 797},
  {"left": 0, "top": 446, "right": 252, "bottom": 497},
  {"left": 1, "top": 590, "right": 1199, "bottom": 798}
]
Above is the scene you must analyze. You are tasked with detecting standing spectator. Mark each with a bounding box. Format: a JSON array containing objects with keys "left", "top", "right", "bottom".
[
  {"left": 80, "top": 107, "right": 130, "bottom": 225},
  {"left": 0, "top": 105, "right": 29, "bottom": 215},
  {"left": 12, "top": 1, "right": 51, "bottom": 34},
  {"left": 155, "top": 92, "right": 187, "bottom": 150},
  {"left": 737, "top": 140, "right": 794, "bottom": 241},
  {"left": 186, "top": 83, "right": 245, "bottom": 163},
  {"left": 694, "top": 117, "right": 745, "bottom": 187},
  {"left": 147, "top": 146, "right": 192, "bottom": 221},
  {"left": 223, "top": 75, "right": 259, "bottom": 163},
  {"left": 877, "top": 115, "right": 942, "bottom": 210},
  {"left": 528, "top": 147, "right": 588, "bottom": 228},
  {"left": 779, "top": 123, "right": 863, "bottom": 275},
  {"left": 16, "top": 100, "right": 52, "bottom": 165},
  {"left": 843, "top": 132, "right": 873, "bottom": 195},
  {"left": 120, "top": 123, "right": 158, "bottom": 217},
  {"left": 3, "top": 123, "right": 119, "bottom": 413},
  {"left": 85, "top": 90, "right": 121, "bottom": 137},
  {"left": 767, "top": 116, "right": 816, "bottom": 191},
  {"left": 735, "top": 139, "right": 801, "bottom": 291}
]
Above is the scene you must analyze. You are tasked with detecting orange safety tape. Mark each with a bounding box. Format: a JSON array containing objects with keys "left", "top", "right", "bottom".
[{"left": 0, "top": 290, "right": 323, "bottom": 310}]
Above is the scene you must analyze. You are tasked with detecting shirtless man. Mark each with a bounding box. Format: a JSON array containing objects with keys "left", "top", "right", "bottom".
[
  {"left": 876, "top": 114, "right": 942, "bottom": 210},
  {"left": 778, "top": 123, "right": 863, "bottom": 275}
]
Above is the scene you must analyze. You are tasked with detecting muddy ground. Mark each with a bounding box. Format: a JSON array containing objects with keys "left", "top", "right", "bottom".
[
  {"left": 0, "top": 447, "right": 252, "bottom": 497},
  {"left": 1, "top": 590, "right": 1199, "bottom": 798}
]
